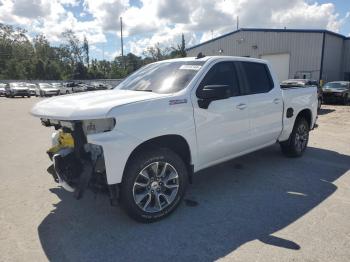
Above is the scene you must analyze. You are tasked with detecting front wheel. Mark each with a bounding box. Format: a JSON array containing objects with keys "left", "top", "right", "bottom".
[
  {"left": 280, "top": 117, "right": 309, "bottom": 157},
  {"left": 120, "top": 148, "right": 188, "bottom": 223}
]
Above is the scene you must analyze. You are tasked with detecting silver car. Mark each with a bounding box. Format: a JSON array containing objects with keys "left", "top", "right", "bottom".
[
  {"left": 0, "top": 83, "right": 6, "bottom": 96},
  {"left": 36, "top": 83, "right": 60, "bottom": 97},
  {"left": 26, "top": 83, "right": 38, "bottom": 96},
  {"left": 51, "top": 82, "right": 73, "bottom": 95},
  {"left": 5, "top": 83, "right": 31, "bottom": 98}
]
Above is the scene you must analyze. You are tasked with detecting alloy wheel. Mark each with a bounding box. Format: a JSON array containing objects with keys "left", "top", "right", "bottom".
[
  {"left": 294, "top": 124, "right": 308, "bottom": 153},
  {"left": 133, "top": 161, "right": 179, "bottom": 213}
]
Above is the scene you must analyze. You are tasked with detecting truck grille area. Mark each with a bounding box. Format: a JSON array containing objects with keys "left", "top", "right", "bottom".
[{"left": 45, "top": 120, "right": 108, "bottom": 199}]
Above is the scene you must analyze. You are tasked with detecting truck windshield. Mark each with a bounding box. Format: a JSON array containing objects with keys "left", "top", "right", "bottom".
[{"left": 115, "top": 61, "right": 205, "bottom": 94}]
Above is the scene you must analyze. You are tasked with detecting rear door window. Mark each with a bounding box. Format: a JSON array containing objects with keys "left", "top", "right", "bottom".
[{"left": 240, "top": 62, "right": 274, "bottom": 94}]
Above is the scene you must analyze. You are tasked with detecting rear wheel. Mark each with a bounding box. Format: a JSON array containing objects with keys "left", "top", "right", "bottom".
[
  {"left": 120, "top": 148, "right": 188, "bottom": 223},
  {"left": 317, "top": 98, "right": 322, "bottom": 111},
  {"left": 343, "top": 94, "right": 349, "bottom": 105},
  {"left": 280, "top": 117, "right": 309, "bottom": 157}
]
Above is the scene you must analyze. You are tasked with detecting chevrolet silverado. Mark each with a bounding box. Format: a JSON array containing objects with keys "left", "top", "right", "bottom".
[{"left": 31, "top": 56, "right": 318, "bottom": 222}]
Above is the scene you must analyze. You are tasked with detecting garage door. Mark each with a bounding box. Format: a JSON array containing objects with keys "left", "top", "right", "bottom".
[{"left": 261, "top": 53, "right": 290, "bottom": 83}]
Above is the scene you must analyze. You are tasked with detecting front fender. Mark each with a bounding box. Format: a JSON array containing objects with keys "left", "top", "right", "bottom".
[{"left": 87, "top": 130, "right": 142, "bottom": 184}]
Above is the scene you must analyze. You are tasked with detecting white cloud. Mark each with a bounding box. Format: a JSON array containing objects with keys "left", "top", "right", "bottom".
[
  {"left": 121, "top": 0, "right": 348, "bottom": 55},
  {"left": 83, "top": 0, "right": 129, "bottom": 32},
  {"left": 0, "top": 0, "right": 348, "bottom": 58},
  {"left": 0, "top": 0, "right": 106, "bottom": 44}
]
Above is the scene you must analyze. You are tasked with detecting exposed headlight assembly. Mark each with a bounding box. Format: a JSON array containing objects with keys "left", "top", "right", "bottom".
[{"left": 82, "top": 118, "right": 116, "bottom": 135}]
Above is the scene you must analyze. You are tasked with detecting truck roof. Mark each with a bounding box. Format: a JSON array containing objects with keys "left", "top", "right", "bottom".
[{"left": 157, "top": 55, "right": 268, "bottom": 64}]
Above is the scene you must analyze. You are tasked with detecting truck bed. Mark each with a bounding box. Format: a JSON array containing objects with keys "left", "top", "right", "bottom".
[{"left": 278, "top": 86, "right": 318, "bottom": 142}]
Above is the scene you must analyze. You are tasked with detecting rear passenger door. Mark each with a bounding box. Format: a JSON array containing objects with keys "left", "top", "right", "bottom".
[{"left": 237, "top": 61, "right": 283, "bottom": 147}]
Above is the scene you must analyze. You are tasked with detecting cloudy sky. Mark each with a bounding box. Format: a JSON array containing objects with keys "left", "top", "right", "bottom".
[{"left": 0, "top": 0, "right": 349, "bottom": 60}]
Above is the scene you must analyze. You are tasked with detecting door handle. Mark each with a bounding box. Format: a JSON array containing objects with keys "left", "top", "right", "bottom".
[
  {"left": 273, "top": 98, "right": 281, "bottom": 104},
  {"left": 236, "top": 103, "right": 247, "bottom": 110}
]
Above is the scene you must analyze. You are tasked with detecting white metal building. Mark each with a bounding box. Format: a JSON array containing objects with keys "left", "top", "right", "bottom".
[{"left": 187, "top": 28, "right": 350, "bottom": 83}]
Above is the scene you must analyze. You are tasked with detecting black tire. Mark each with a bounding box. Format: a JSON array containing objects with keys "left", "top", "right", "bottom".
[
  {"left": 317, "top": 98, "right": 322, "bottom": 111},
  {"left": 280, "top": 117, "right": 309, "bottom": 157},
  {"left": 120, "top": 147, "right": 188, "bottom": 223},
  {"left": 343, "top": 94, "right": 349, "bottom": 105}
]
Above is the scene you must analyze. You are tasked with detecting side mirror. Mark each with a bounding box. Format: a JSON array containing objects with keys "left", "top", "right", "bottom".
[{"left": 197, "top": 85, "right": 232, "bottom": 109}]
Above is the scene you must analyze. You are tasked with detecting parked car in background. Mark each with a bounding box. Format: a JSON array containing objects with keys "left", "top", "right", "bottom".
[
  {"left": 5, "top": 82, "right": 30, "bottom": 98},
  {"left": 0, "top": 83, "right": 6, "bottom": 96},
  {"left": 90, "top": 82, "right": 109, "bottom": 90},
  {"left": 31, "top": 56, "right": 318, "bottom": 222},
  {"left": 36, "top": 83, "right": 60, "bottom": 97},
  {"left": 82, "top": 83, "right": 95, "bottom": 91},
  {"left": 322, "top": 81, "right": 350, "bottom": 105},
  {"left": 67, "top": 82, "right": 86, "bottom": 93},
  {"left": 281, "top": 79, "right": 323, "bottom": 110},
  {"left": 51, "top": 82, "right": 73, "bottom": 95},
  {"left": 26, "top": 83, "right": 38, "bottom": 96}
]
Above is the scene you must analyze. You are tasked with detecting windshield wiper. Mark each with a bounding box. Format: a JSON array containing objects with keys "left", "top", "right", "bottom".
[{"left": 134, "top": 89, "right": 153, "bottom": 92}]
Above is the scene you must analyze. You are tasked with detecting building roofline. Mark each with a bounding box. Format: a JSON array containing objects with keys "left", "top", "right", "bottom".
[{"left": 187, "top": 28, "right": 349, "bottom": 51}]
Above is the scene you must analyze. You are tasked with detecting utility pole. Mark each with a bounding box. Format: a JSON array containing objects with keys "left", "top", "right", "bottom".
[{"left": 120, "top": 17, "right": 125, "bottom": 69}]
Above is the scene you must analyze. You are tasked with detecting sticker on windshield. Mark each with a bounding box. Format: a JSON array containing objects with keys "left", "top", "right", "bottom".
[{"left": 179, "top": 65, "right": 202, "bottom": 70}]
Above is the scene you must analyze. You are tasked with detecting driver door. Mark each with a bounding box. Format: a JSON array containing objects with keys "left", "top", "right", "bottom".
[{"left": 192, "top": 61, "right": 251, "bottom": 169}]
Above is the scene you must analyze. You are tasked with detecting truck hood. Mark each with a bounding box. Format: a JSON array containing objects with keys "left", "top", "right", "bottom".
[{"left": 31, "top": 90, "right": 167, "bottom": 120}]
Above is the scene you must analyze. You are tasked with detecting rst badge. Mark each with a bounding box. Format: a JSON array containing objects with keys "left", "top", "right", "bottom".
[{"left": 169, "top": 99, "right": 188, "bottom": 105}]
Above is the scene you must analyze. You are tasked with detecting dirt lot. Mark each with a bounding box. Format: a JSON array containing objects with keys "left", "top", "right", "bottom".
[{"left": 0, "top": 97, "right": 349, "bottom": 262}]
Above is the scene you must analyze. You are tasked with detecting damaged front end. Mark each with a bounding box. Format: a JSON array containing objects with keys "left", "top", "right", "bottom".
[{"left": 43, "top": 118, "right": 117, "bottom": 201}]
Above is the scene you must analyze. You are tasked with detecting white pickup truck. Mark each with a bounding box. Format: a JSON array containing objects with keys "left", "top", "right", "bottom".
[{"left": 31, "top": 56, "right": 318, "bottom": 222}]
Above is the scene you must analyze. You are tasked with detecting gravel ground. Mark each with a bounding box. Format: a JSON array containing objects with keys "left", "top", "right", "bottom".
[{"left": 0, "top": 97, "right": 349, "bottom": 262}]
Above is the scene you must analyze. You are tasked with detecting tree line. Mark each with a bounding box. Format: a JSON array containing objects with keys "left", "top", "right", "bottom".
[{"left": 0, "top": 23, "right": 186, "bottom": 80}]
